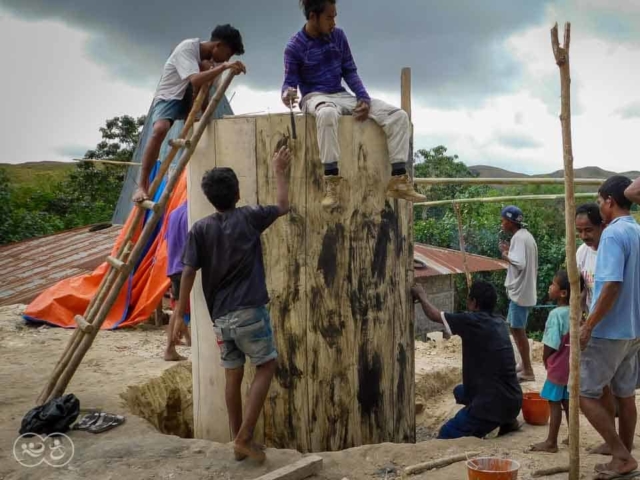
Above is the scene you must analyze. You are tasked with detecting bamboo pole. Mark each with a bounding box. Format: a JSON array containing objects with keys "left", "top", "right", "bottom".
[
  {"left": 38, "top": 82, "right": 213, "bottom": 405},
  {"left": 552, "top": 21, "right": 581, "bottom": 480},
  {"left": 414, "top": 177, "right": 605, "bottom": 186},
  {"left": 415, "top": 192, "right": 596, "bottom": 208},
  {"left": 404, "top": 452, "right": 480, "bottom": 476},
  {"left": 45, "top": 72, "right": 238, "bottom": 402},
  {"left": 453, "top": 204, "right": 472, "bottom": 289},
  {"left": 74, "top": 158, "right": 141, "bottom": 166}
]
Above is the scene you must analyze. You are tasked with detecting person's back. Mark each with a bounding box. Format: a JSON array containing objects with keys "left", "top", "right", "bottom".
[
  {"left": 175, "top": 147, "right": 291, "bottom": 463},
  {"left": 505, "top": 228, "right": 538, "bottom": 307},
  {"left": 413, "top": 280, "right": 522, "bottom": 439},
  {"left": 187, "top": 206, "right": 279, "bottom": 320},
  {"left": 449, "top": 310, "right": 522, "bottom": 424}
]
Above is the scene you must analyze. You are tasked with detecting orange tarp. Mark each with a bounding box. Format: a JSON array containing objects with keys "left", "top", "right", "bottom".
[{"left": 24, "top": 172, "right": 187, "bottom": 330}]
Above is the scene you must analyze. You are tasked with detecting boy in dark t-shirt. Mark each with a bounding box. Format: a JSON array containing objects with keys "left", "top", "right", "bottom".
[
  {"left": 174, "top": 146, "right": 291, "bottom": 463},
  {"left": 412, "top": 280, "right": 523, "bottom": 439}
]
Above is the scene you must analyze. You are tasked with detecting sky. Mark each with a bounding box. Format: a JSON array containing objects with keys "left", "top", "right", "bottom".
[{"left": 1, "top": 0, "right": 639, "bottom": 174}]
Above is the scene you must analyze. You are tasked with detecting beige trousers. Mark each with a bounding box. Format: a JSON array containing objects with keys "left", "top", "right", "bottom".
[{"left": 303, "top": 92, "right": 410, "bottom": 165}]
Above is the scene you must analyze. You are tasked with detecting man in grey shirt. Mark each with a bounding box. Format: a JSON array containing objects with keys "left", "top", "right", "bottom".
[{"left": 499, "top": 206, "right": 538, "bottom": 382}]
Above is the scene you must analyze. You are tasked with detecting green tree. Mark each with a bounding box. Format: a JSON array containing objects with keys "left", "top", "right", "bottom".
[{"left": 47, "top": 115, "right": 146, "bottom": 228}]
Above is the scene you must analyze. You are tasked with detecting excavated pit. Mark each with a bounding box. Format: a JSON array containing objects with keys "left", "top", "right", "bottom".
[{"left": 120, "top": 362, "right": 194, "bottom": 438}]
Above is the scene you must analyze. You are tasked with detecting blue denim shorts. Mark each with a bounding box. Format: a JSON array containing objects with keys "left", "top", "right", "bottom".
[
  {"left": 507, "top": 301, "right": 531, "bottom": 329},
  {"left": 151, "top": 97, "right": 190, "bottom": 126},
  {"left": 212, "top": 306, "right": 278, "bottom": 369}
]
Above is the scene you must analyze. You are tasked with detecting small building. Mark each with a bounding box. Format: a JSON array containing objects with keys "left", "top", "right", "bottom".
[{"left": 413, "top": 243, "right": 508, "bottom": 339}]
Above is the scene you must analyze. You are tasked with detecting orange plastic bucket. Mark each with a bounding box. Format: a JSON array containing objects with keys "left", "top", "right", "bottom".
[
  {"left": 467, "top": 457, "right": 520, "bottom": 480},
  {"left": 522, "top": 392, "right": 551, "bottom": 426}
]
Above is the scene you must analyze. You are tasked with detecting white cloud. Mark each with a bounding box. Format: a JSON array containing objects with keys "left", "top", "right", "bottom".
[{"left": 0, "top": 9, "right": 153, "bottom": 164}]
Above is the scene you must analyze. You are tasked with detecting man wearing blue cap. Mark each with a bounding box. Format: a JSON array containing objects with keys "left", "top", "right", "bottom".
[{"left": 499, "top": 206, "right": 538, "bottom": 382}]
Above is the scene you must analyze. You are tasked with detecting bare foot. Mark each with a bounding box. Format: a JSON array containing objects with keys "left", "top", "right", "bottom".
[
  {"left": 233, "top": 441, "right": 266, "bottom": 463},
  {"left": 594, "top": 456, "right": 638, "bottom": 475},
  {"left": 518, "top": 372, "right": 536, "bottom": 383},
  {"left": 562, "top": 437, "right": 570, "bottom": 446},
  {"left": 163, "top": 350, "right": 187, "bottom": 362},
  {"left": 132, "top": 186, "right": 149, "bottom": 203},
  {"left": 529, "top": 441, "right": 559, "bottom": 453},
  {"left": 234, "top": 442, "right": 266, "bottom": 461},
  {"left": 589, "top": 443, "right": 613, "bottom": 456}
]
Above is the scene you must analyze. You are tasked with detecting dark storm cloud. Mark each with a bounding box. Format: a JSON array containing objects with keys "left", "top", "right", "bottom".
[{"left": 1, "top": 0, "right": 549, "bottom": 106}]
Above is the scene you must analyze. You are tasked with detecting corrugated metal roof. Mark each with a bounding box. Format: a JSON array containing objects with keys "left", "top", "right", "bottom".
[
  {"left": 414, "top": 243, "right": 508, "bottom": 278},
  {"left": 0, "top": 224, "right": 123, "bottom": 306}
]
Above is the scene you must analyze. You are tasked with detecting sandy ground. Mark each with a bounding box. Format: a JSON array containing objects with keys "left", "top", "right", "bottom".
[{"left": 0, "top": 304, "right": 637, "bottom": 480}]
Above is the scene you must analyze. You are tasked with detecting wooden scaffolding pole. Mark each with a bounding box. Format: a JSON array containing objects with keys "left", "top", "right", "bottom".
[
  {"left": 414, "top": 177, "right": 605, "bottom": 186},
  {"left": 37, "top": 72, "right": 238, "bottom": 405},
  {"left": 552, "top": 22, "right": 581, "bottom": 480},
  {"left": 453, "top": 204, "right": 472, "bottom": 289},
  {"left": 415, "top": 192, "right": 596, "bottom": 208}
]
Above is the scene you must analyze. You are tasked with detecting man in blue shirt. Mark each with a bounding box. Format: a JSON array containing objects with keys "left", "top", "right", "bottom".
[
  {"left": 282, "top": 0, "right": 425, "bottom": 210},
  {"left": 580, "top": 175, "right": 640, "bottom": 478}
]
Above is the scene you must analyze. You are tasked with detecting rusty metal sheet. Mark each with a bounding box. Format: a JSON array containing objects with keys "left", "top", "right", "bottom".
[
  {"left": 0, "top": 225, "right": 123, "bottom": 306},
  {"left": 414, "top": 243, "right": 508, "bottom": 278}
]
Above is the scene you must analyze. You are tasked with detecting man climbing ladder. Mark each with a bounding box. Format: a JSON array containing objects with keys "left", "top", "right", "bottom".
[
  {"left": 133, "top": 25, "right": 246, "bottom": 203},
  {"left": 281, "top": 0, "right": 426, "bottom": 210}
]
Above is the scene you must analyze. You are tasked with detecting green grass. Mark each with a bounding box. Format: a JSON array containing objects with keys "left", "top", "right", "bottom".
[{"left": 0, "top": 161, "right": 75, "bottom": 188}]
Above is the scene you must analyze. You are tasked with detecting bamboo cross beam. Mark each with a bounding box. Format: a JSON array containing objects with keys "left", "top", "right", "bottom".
[
  {"left": 74, "top": 158, "right": 141, "bottom": 166},
  {"left": 414, "top": 177, "right": 606, "bottom": 186},
  {"left": 415, "top": 192, "right": 596, "bottom": 208},
  {"left": 552, "top": 21, "right": 581, "bottom": 480}
]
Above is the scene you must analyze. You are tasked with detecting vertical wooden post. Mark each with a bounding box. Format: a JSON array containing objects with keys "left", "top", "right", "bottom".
[
  {"left": 400, "top": 67, "right": 417, "bottom": 443},
  {"left": 551, "top": 22, "right": 581, "bottom": 480},
  {"left": 453, "top": 203, "right": 473, "bottom": 289}
]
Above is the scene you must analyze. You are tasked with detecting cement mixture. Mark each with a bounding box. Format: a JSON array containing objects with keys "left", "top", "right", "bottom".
[{"left": 0, "top": 304, "right": 635, "bottom": 479}]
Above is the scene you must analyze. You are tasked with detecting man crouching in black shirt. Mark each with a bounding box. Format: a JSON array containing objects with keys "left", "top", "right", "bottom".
[{"left": 412, "top": 280, "right": 523, "bottom": 439}]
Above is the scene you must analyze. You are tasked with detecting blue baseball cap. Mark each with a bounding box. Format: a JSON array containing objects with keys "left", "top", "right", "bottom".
[{"left": 501, "top": 205, "right": 526, "bottom": 226}]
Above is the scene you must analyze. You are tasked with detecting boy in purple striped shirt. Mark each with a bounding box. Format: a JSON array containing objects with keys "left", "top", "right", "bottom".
[{"left": 282, "top": 0, "right": 426, "bottom": 210}]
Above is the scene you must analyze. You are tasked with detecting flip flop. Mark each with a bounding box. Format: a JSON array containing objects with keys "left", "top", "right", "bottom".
[
  {"left": 73, "top": 411, "right": 102, "bottom": 431},
  {"left": 593, "top": 470, "right": 640, "bottom": 480},
  {"left": 87, "top": 413, "right": 126, "bottom": 434}
]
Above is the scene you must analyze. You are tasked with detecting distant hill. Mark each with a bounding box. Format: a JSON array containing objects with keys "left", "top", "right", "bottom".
[
  {"left": 469, "top": 165, "right": 640, "bottom": 180},
  {"left": 0, "top": 161, "right": 75, "bottom": 187}
]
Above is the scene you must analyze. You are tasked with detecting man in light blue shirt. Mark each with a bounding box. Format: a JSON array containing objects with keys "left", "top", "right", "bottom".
[{"left": 580, "top": 175, "right": 640, "bottom": 478}]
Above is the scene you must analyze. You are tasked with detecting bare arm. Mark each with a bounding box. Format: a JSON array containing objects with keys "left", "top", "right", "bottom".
[
  {"left": 625, "top": 176, "right": 640, "bottom": 204},
  {"left": 411, "top": 285, "right": 443, "bottom": 324},
  {"left": 189, "top": 61, "right": 245, "bottom": 90},
  {"left": 580, "top": 282, "right": 622, "bottom": 349},
  {"left": 272, "top": 146, "right": 291, "bottom": 216},
  {"left": 542, "top": 344, "right": 556, "bottom": 368},
  {"left": 176, "top": 266, "right": 197, "bottom": 318}
]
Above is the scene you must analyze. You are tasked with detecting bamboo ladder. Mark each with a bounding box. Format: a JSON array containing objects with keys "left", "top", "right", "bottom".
[{"left": 37, "top": 72, "right": 238, "bottom": 406}]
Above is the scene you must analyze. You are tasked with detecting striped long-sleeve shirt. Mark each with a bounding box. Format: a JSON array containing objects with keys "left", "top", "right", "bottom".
[{"left": 282, "top": 27, "right": 370, "bottom": 104}]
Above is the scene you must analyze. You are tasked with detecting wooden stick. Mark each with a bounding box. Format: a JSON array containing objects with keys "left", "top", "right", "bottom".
[
  {"left": 45, "top": 73, "right": 238, "bottom": 403},
  {"left": 74, "top": 158, "right": 140, "bottom": 166},
  {"left": 453, "top": 204, "right": 472, "bottom": 289},
  {"left": 416, "top": 192, "right": 596, "bottom": 207},
  {"left": 532, "top": 465, "right": 570, "bottom": 478},
  {"left": 404, "top": 452, "right": 480, "bottom": 476},
  {"left": 251, "top": 455, "right": 323, "bottom": 480},
  {"left": 551, "top": 21, "right": 580, "bottom": 480},
  {"left": 401, "top": 67, "right": 412, "bottom": 120},
  {"left": 414, "top": 177, "right": 605, "bottom": 186}
]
